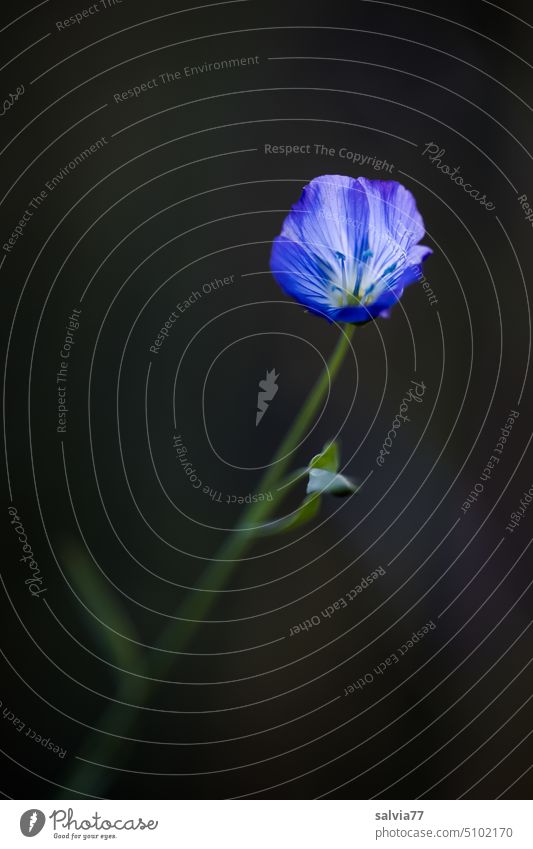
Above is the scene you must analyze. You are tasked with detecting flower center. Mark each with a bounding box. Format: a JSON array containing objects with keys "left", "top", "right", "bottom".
[
  {"left": 332, "top": 249, "right": 382, "bottom": 308},
  {"left": 332, "top": 251, "right": 361, "bottom": 306}
]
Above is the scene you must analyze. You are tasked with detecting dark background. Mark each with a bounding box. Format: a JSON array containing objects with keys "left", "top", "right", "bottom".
[{"left": 1, "top": 0, "right": 533, "bottom": 799}]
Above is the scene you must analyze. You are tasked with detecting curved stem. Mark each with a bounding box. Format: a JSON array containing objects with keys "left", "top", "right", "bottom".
[
  {"left": 61, "top": 323, "right": 355, "bottom": 796},
  {"left": 156, "top": 322, "right": 355, "bottom": 655}
]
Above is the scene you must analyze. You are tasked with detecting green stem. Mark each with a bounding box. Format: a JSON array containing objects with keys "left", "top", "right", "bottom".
[
  {"left": 156, "top": 322, "right": 355, "bottom": 656},
  {"left": 62, "top": 323, "right": 355, "bottom": 796}
]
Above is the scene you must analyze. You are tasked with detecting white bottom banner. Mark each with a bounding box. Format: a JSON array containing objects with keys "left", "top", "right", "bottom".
[{"left": 1, "top": 800, "right": 531, "bottom": 848}]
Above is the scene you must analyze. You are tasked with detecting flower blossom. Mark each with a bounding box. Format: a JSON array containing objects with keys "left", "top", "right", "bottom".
[{"left": 270, "top": 175, "right": 432, "bottom": 323}]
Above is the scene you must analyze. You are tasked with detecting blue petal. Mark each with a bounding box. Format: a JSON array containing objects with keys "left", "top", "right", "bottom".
[
  {"left": 270, "top": 234, "right": 338, "bottom": 320},
  {"left": 394, "top": 244, "right": 433, "bottom": 289},
  {"left": 277, "top": 175, "right": 370, "bottom": 270},
  {"left": 355, "top": 178, "right": 431, "bottom": 295}
]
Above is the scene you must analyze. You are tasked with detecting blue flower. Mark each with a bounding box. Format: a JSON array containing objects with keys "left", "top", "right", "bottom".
[{"left": 270, "top": 175, "right": 432, "bottom": 323}]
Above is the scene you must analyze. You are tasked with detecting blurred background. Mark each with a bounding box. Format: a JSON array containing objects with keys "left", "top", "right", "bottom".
[{"left": 1, "top": 0, "right": 533, "bottom": 799}]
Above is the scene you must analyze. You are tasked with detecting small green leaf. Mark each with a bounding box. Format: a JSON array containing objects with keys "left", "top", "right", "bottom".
[
  {"left": 309, "top": 440, "right": 340, "bottom": 473},
  {"left": 256, "top": 441, "right": 358, "bottom": 537},
  {"left": 257, "top": 494, "right": 321, "bottom": 537}
]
